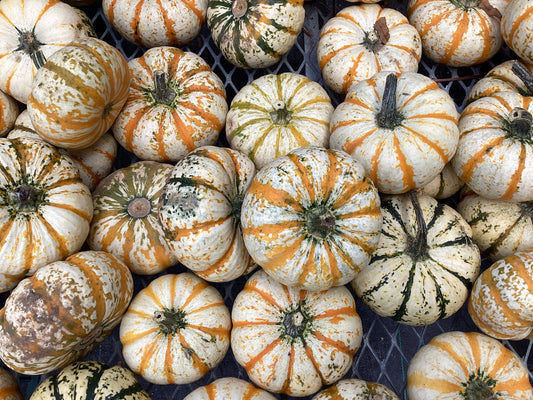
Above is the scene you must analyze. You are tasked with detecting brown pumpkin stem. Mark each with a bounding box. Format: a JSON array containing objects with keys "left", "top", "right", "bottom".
[
  {"left": 151, "top": 70, "right": 178, "bottom": 106},
  {"left": 17, "top": 28, "right": 46, "bottom": 69},
  {"left": 478, "top": 0, "right": 502, "bottom": 19},
  {"left": 508, "top": 107, "right": 532, "bottom": 140},
  {"left": 270, "top": 100, "right": 292, "bottom": 125},
  {"left": 365, "top": 18, "right": 390, "bottom": 52},
  {"left": 127, "top": 197, "right": 152, "bottom": 218},
  {"left": 232, "top": 0, "right": 248, "bottom": 18},
  {"left": 511, "top": 61, "right": 533, "bottom": 96},
  {"left": 407, "top": 190, "right": 428, "bottom": 261},
  {"left": 154, "top": 308, "right": 187, "bottom": 335},
  {"left": 304, "top": 204, "right": 336, "bottom": 239},
  {"left": 376, "top": 73, "right": 404, "bottom": 130},
  {"left": 7, "top": 185, "right": 44, "bottom": 212}
]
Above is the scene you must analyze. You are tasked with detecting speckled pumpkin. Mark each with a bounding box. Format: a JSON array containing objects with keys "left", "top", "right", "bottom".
[
  {"left": 231, "top": 269, "right": 363, "bottom": 397},
  {"left": 0, "top": 250, "right": 133, "bottom": 375},
  {"left": 501, "top": 0, "right": 533, "bottom": 65},
  {"left": 0, "top": 90, "right": 18, "bottom": 137},
  {"left": 0, "top": 367, "right": 23, "bottom": 400},
  {"left": 183, "top": 377, "right": 277, "bottom": 400},
  {"left": 119, "top": 273, "right": 231, "bottom": 385},
  {"left": 241, "top": 146, "right": 383, "bottom": 291},
  {"left": 311, "top": 379, "right": 400, "bottom": 400}
]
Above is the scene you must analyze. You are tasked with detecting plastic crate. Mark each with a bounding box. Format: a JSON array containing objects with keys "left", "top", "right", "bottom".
[{"left": 3, "top": 1, "right": 533, "bottom": 399}]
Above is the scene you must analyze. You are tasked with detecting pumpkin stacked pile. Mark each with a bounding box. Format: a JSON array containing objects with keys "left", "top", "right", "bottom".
[{"left": 0, "top": 0, "right": 533, "bottom": 399}]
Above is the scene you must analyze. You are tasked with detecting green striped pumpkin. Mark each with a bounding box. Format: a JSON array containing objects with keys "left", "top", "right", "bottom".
[
  {"left": 206, "top": 0, "right": 305, "bottom": 69},
  {"left": 352, "top": 191, "right": 481, "bottom": 326},
  {"left": 29, "top": 360, "right": 151, "bottom": 399}
]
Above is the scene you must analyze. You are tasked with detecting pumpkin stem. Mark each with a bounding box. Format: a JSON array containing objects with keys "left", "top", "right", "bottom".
[
  {"left": 151, "top": 70, "right": 178, "bottom": 106},
  {"left": 406, "top": 190, "right": 428, "bottom": 261},
  {"left": 304, "top": 204, "right": 336, "bottom": 239},
  {"left": 376, "top": 73, "right": 404, "bottom": 130},
  {"left": 508, "top": 107, "right": 532, "bottom": 140},
  {"left": 281, "top": 304, "right": 310, "bottom": 342},
  {"left": 512, "top": 61, "right": 533, "bottom": 96},
  {"left": 462, "top": 369, "right": 498, "bottom": 400},
  {"left": 270, "top": 100, "right": 292, "bottom": 125},
  {"left": 232, "top": 0, "right": 248, "bottom": 18},
  {"left": 16, "top": 27, "right": 46, "bottom": 69},
  {"left": 127, "top": 197, "right": 152, "bottom": 219},
  {"left": 364, "top": 17, "right": 390, "bottom": 52},
  {"left": 7, "top": 185, "right": 45, "bottom": 212},
  {"left": 154, "top": 308, "right": 187, "bottom": 335}
]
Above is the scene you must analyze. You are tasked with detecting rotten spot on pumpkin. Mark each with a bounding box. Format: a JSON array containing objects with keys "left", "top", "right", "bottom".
[{"left": 163, "top": 191, "right": 200, "bottom": 218}]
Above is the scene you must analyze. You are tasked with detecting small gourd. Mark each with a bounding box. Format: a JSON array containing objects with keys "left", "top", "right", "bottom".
[
  {"left": 501, "top": 0, "right": 533, "bottom": 65},
  {"left": 311, "top": 379, "right": 400, "bottom": 400},
  {"left": 183, "top": 377, "right": 277, "bottom": 400}
]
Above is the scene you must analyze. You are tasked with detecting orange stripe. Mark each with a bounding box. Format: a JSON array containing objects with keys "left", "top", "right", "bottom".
[
  {"left": 243, "top": 337, "right": 282, "bottom": 370},
  {"left": 501, "top": 144, "right": 526, "bottom": 200},
  {"left": 458, "top": 136, "right": 506, "bottom": 184}
]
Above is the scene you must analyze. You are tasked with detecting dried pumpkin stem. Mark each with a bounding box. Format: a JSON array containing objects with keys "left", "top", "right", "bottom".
[
  {"left": 508, "top": 107, "right": 532, "bottom": 140},
  {"left": 364, "top": 17, "right": 390, "bottom": 52},
  {"left": 232, "top": 0, "right": 248, "bottom": 18},
  {"left": 462, "top": 369, "right": 498, "bottom": 400},
  {"left": 17, "top": 28, "right": 46, "bottom": 69},
  {"left": 270, "top": 100, "right": 292, "bottom": 125},
  {"left": 304, "top": 204, "right": 336, "bottom": 239},
  {"left": 154, "top": 309, "right": 187, "bottom": 335},
  {"left": 511, "top": 61, "right": 533, "bottom": 96},
  {"left": 376, "top": 73, "right": 404, "bottom": 129},
  {"left": 407, "top": 190, "right": 428, "bottom": 261},
  {"left": 151, "top": 69, "right": 178, "bottom": 106},
  {"left": 7, "top": 185, "right": 44, "bottom": 212},
  {"left": 282, "top": 304, "right": 310, "bottom": 341},
  {"left": 127, "top": 197, "right": 151, "bottom": 218}
]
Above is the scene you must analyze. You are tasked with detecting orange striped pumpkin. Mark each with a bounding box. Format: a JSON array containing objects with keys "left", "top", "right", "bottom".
[
  {"left": 0, "top": 137, "right": 93, "bottom": 291},
  {"left": 502, "top": 0, "right": 533, "bottom": 65},
  {"left": 0, "top": 0, "right": 95, "bottom": 104},
  {"left": 452, "top": 90, "right": 533, "bottom": 201},
  {"left": 0, "top": 90, "right": 18, "bottom": 137},
  {"left": 0, "top": 250, "right": 134, "bottom": 375},
  {"left": 88, "top": 161, "right": 179, "bottom": 275},
  {"left": 0, "top": 367, "right": 23, "bottom": 400},
  {"left": 329, "top": 71, "right": 459, "bottom": 194},
  {"left": 119, "top": 273, "right": 231, "bottom": 385},
  {"left": 407, "top": 331, "right": 533, "bottom": 399},
  {"left": 183, "top": 377, "right": 277, "bottom": 400},
  {"left": 102, "top": 0, "right": 207, "bottom": 48},
  {"left": 206, "top": 0, "right": 305, "bottom": 69},
  {"left": 469, "top": 250, "right": 533, "bottom": 340},
  {"left": 310, "top": 379, "right": 400, "bottom": 400},
  {"left": 241, "top": 145, "right": 382, "bottom": 291},
  {"left": 27, "top": 37, "right": 130, "bottom": 150},
  {"left": 112, "top": 46, "right": 227, "bottom": 163},
  {"left": 231, "top": 269, "right": 363, "bottom": 397},
  {"left": 317, "top": 3, "right": 422, "bottom": 95},
  {"left": 158, "top": 146, "right": 256, "bottom": 282},
  {"left": 407, "top": 0, "right": 505, "bottom": 67}
]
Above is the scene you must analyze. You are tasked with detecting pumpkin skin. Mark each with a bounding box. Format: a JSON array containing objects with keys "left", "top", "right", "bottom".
[
  {"left": 407, "top": 331, "right": 533, "bottom": 399},
  {"left": 88, "top": 161, "right": 179, "bottom": 276},
  {"left": 225, "top": 72, "right": 334, "bottom": 169},
  {"left": 352, "top": 192, "right": 481, "bottom": 326},
  {"left": 420, "top": 162, "right": 464, "bottom": 199},
  {"left": 27, "top": 37, "right": 130, "bottom": 150},
  {"left": 457, "top": 189, "right": 533, "bottom": 261},
  {"left": 310, "top": 379, "right": 400, "bottom": 400},
  {"left": 452, "top": 91, "right": 533, "bottom": 201},
  {"left": 103, "top": 0, "right": 207, "bottom": 48},
  {"left": 0, "top": 137, "right": 93, "bottom": 290},
  {"left": 241, "top": 146, "right": 383, "bottom": 291},
  {"left": 0, "top": 0, "right": 95, "bottom": 104},
  {"left": 183, "top": 377, "right": 277, "bottom": 400},
  {"left": 329, "top": 71, "right": 459, "bottom": 194},
  {"left": 407, "top": 0, "right": 504, "bottom": 67},
  {"left": 317, "top": 3, "right": 422, "bottom": 95},
  {"left": 0, "top": 367, "right": 23, "bottom": 400},
  {"left": 29, "top": 360, "right": 151, "bottom": 400},
  {"left": 158, "top": 146, "right": 256, "bottom": 282},
  {"left": 119, "top": 273, "right": 231, "bottom": 385},
  {"left": 0, "top": 250, "right": 134, "bottom": 375},
  {"left": 206, "top": 0, "right": 305, "bottom": 69},
  {"left": 112, "top": 46, "right": 227, "bottom": 163},
  {"left": 231, "top": 269, "right": 363, "bottom": 397},
  {"left": 0, "top": 90, "right": 18, "bottom": 137},
  {"left": 468, "top": 250, "right": 533, "bottom": 340},
  {"left": 501, "top": 0, "right": 533, "bottom": 65}
]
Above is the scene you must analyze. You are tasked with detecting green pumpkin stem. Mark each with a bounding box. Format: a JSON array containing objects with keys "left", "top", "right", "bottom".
[
  {"left": 376, "top": 73, "right": 404, "bottom": 129},
  {"left": 154, "top": 309, "right": 187, "bottom": 335},
  {"left": 152, "top": 70, "right": 178, "bottom": 106},
  {"left": 17, "top": 28, "right": 46, "bottom": 69},
  {"left": 304, "top": 204, "right": 336, "bottom": 239},
  {"left": 509, "top": 107, "right": 533, "bottom": 140},
  {"left": 462, "top": 369, "right": 498, "bottom": 400},
  {"left": 282, "top": 305, "right": 310, "bottom": 342},
  {"left": 511, "top": 61, "right": 533, "bottom": 96},
  {"left": 270, "top": 100, "right": 292, "bottom": 125},
  {"left": 407, "top": 190, "right": 428, "bottom": 260},
  {"left": 232, "top": 0, "right": 248, "bottom": 18},
  {"left": 8, "top": 185, "right": 44, "bottom": 212}
]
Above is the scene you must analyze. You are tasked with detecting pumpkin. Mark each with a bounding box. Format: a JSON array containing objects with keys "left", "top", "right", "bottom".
[
  {"left": 352, "top": 191, "right": 481, "bottom": 326},
  {"left": 183, "top": 377, "right": 277, "bottom": 400},
  {"left": 225, "top": 72, "right": 334, "bottom": 169},
  {"left": 407, "top": 331, "right": 533, "bottom": 399},
  {"left": 241, "top": 145, "right": 383, "bottom": 291},
  {"left": 0, "top": 91, "right": 18, "bottom": 137},
  {"left": 112, "top": 46, "right": 227, "bottom": 163},
  {"left": 317, "top": 3, "right": 422, "bottom": 95},
  {"left": 29, "top": 360, "right": 151, "bottom": 400},
  {"left": 468, "top": 250, "right": 533, "bottom": 340},
  {"left": 88, "top": 161, "right": 179, "bottom": 276},
  {"left": 103, "top": 0, "right": 207, "bottom": 48},
  {"left": 407, "top": 0, "right": 505, "bottom": 67},
  {"left": 0, "top": 0, "right": 95, "bottom": 104},
  {"left": 206, "top": 0, "right": 305, "bottom": 69},
  {"left": 310, "top": 379, "right": 400, "bottom": 400},
  {"left": 457, "top": 189, "right": 533, "bottom": 261},
  {"left": 329, "top": 71, "right": 460, "bottom": 194},
  {"left": 0, "top": 250, "right": 133, "bottom": 375},
  {"left": 119, "top": 272, "right": 231, "bottom": 385},
  {"left": 467, "top": 59, "right": 533, "bottom": 104},
  {"left": 231, "top": 269, "right": 363, "bottom": 397},
  {"left": 501, "top": 0, "right": 533, "bottom": 65},
  {"left": 0, "top": 367, "right": 23, "bottom": 400},
  {"left": 452, "top": 90, "right": 533, "bottom": 201},
  {"left": 158, "top": 145, "right": 256, "bottom": 282},
  {"left": 420, "top": 162, "right": 464, "bottom": 199},
  {"left": 8, "top": 110, "right": 118, "bottom": 191},
  {"left": 27, "top": 37, "right": 130, "bottom": 150},
  {"left": 0, "top": 137, "right": 93, "bottom": 291}
]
